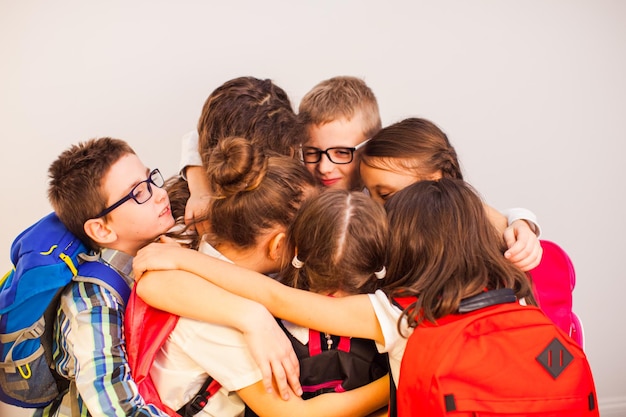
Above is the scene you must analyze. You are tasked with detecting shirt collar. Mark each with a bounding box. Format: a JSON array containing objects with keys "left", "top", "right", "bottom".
[
  {"left": 98, "top": 248, "right": 135, "bottom": 281},
  {"left": 76, "top": 248, "right": 136, "bottom": 292}
]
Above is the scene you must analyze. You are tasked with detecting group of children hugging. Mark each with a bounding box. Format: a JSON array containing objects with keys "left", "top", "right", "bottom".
[{"left": 24, "top": 75, "right": 596, "bottom": 416}]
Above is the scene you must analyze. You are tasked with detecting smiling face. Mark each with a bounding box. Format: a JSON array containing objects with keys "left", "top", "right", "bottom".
[
  {"left": 304, "top": 115, "right": 368, "bottom": 191},
  {"left": 100, "top": 153, "right": 174, "bottom": 255}
]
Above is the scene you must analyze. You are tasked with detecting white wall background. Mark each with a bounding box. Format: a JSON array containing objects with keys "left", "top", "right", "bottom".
[{"left": 1, "top": 1, "right": 624, "bottom": 415}]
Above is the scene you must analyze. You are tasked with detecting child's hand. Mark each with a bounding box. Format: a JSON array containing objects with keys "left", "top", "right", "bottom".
[
  {"left": 184, "top": 165, "right": 212, "bottom": 236},
  {"left": 184, "top": 193, "right": 212, "bottom": 236},
  {"left": 504, "top": 220, "right": 543, "bottom": 271},
  {"left": 242, "top": 309, "right": 302, "bottom": 400},
  {"left": 133, "top": 236, "right": 184, "bottom": 281}
]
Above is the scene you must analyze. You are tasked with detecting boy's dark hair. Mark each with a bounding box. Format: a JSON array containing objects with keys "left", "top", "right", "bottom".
[
  {"left": 47, "top": 137, "right": 135, "bottom": 250},
  {"left": 298, "top": 76, "right": 382, "bottom": 140},
  {"left": 197, "top": 76, "right": 301, "bottom": 162}
]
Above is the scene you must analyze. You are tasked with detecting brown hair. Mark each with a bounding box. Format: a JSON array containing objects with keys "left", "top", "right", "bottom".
[
  {"left": 384, "top": 178, "right": 535, "bottom": 328},
  {"left": 162, "top": 175, "right": 190, "bottom": 222},
  {"left": 47, "top": 137, "right": 135, "bottom": 250},
  {"left": 203, "top": 136, "right": 317, "bottom": 250},
  {"left": 161, "top": 175, "right": 204, "bottom": 249},
  {"left": 278, "top": 189, "right": 388, "bottom": 295},
  {"left": 361, "top": 117, "right": 463, "bottom": 180},
  {"left": 298, "top": 76, "right": 382, "bottom": 140},
  {"left": 197, "top": 76, "right": 301, "bottom": 160}
]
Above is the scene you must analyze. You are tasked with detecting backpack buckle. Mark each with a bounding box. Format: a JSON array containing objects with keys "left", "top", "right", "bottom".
[{"left": 183, "top": 394, "right": 207, "bottom": 416}]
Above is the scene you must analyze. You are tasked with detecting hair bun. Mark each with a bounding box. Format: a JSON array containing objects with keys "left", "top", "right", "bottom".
[{"left": 206, "top": 137, "right": 267, "bottom": 198}]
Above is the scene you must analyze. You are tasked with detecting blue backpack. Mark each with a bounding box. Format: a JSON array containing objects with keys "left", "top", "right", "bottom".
[{"left": 0, "top": 212, "right": 130, "bottom": 408}]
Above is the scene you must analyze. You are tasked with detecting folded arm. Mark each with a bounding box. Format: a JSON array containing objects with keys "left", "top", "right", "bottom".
[{"left": 136, "top": 270, "right": 301, "bottom": 399}]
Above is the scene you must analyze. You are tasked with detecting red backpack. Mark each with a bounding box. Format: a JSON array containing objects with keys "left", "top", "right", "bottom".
[
  {"left": 125, "top": 289, "right": 221, "bottom": 417},
  {"left": 396, "top": 289, "right": 599, "bottom": 416}
]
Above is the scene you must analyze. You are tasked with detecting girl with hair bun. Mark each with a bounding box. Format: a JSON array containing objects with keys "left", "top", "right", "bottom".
[{"left": 128, "top": 137, "right": 390, "bottom": 417}]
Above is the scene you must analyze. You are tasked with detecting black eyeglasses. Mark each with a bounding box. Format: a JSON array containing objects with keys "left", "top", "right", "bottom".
[
  {"left": 300, "top": 138, "right": 370, "bottom": 165},
  {"left": 94, "top": 169, "right": 165, "bottom": 218}
]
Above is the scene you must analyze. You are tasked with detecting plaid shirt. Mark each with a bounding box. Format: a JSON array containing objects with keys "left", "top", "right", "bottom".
[{"left": 34, "top": 249, "right": 169, "bottom": 417}]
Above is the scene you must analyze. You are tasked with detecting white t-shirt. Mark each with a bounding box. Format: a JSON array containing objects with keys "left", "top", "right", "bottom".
[
  {"left": 178, "top": 130, "right": 202, "bottom": 178},
  {"left": 367, "top": 290, "right": 413, "bottom": 387},
  {"left": 150, "top": 242, "right": 262, "bottom": 417}
]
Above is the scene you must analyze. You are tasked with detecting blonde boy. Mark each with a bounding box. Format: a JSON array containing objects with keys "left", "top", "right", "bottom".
[{"left": 298, "top": 76, "right": 381, "bottom": 191}]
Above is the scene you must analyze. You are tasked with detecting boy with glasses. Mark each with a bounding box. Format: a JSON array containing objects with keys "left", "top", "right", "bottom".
[
  {"left": 38, "top": 137, "right": 175, "bottom": 416},
  {"left": 298, "top": 76, "right": 381, "bottom": 191},
  {"left": 298, "top": 76, "right": 542, "bottom": 269},
  {"left": 40, "top": 137, "right": 299, "bottom": 416},
  {"left": 181, "top": 75, "right": 542, "bottom": 267},
  {"left": 179, "top": 76, "right": 376, "bottom": 219}
]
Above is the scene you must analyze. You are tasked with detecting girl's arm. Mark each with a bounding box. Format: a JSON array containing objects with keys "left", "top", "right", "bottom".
[
  {"left": 136, "top": 270, "right": 302, "bottom": 399},
  {"left": 134, "top": 243, "right": 385, "bottom": 344},
  {"left": 239, "top": 374, "right": 389, "bottom": 417},
  {"left": 484, "top": 203, "right": 509, "bottom": 234}
]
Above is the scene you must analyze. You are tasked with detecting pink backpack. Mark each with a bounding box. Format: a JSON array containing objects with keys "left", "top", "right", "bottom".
[{"left": 529, "top": 240, "right": 584, "bottom": 348}]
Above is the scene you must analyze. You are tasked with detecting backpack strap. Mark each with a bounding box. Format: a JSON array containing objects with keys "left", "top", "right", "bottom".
[
  {"left": 176, "top": 376, "right": 222, "bottom": 417},
  {"left": 388, "top": 366, "right": 398, "bottom": 417},
  {"left": 457, "top": 288, "right": 516, "bottom": 313},
  {"left": 75, "top": 261, "right": 131, "bottom": 305}
]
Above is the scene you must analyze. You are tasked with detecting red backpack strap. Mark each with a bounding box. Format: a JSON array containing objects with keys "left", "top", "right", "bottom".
[
  {"left": 125, "top": 290, "right": 180, "bottom": 415},
  {"left": 336, "top": 336, "right": 350, "bottom": 352},
  {"left": 126, "top": 290, "right": 222, "bottom": 416},
  {"left": 308, "top": 329, "right": 323, "bottom": 355},
  {"left": 125, "top": 289, "right": 180, "bottom": 385}
]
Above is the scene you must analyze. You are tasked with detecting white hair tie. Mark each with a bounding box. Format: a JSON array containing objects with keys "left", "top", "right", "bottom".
[
  {"left": 374, "top": 266, "right": 386, "bottom": 280},
  {"left": 292, "top": 255, "right": 304, "bottom": 269}
]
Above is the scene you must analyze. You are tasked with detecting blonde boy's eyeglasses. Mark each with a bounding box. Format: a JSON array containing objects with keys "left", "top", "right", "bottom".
[{"left": 300, "top": 139, "right": 370, "bottom": 165}]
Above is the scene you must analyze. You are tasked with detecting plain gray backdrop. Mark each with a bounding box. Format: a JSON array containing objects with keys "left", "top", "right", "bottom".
[{"left": 1, "top": 1, "right": 624, "bottom": 415}]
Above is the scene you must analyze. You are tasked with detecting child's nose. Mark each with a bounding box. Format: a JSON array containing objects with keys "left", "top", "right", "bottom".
[
  {"left": 154, "top": 185, "right": 168, "bottom": 202},
  {"left": 317, "top": 153, "right": 335, "bottom": 174}
]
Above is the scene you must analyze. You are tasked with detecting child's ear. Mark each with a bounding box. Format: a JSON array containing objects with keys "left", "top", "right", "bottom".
[
  {"left": 84, "top": 218, "right": 118, "bottom": 246},
  {"left": 268, "top": 232, "right": 286, "bottom": 262}
]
